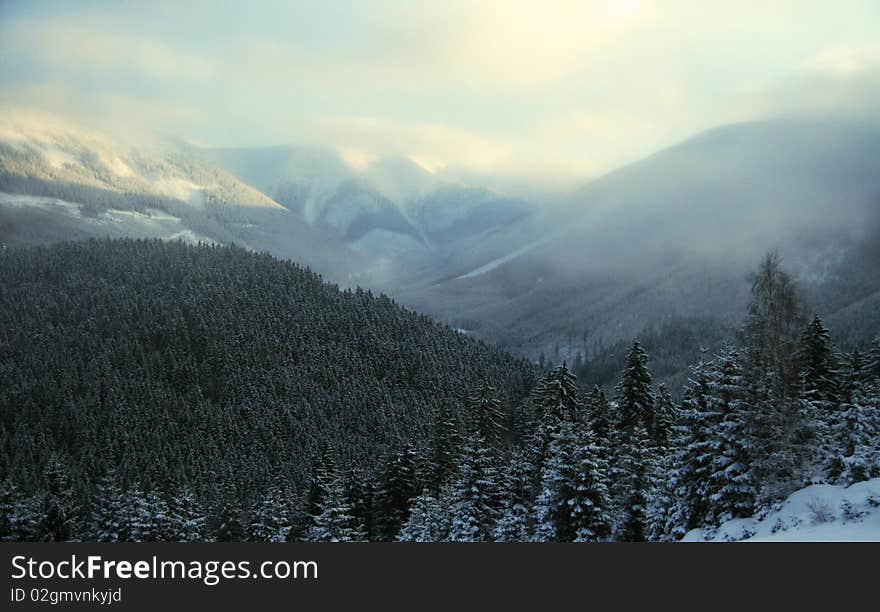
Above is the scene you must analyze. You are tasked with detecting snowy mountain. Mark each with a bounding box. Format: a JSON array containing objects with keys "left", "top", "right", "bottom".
[
  {"left": 0, "top": 112, "right": 368, "bottom": 282},
  {"left": 391, "top": 118, "right": 880, "bottom": 368},
  {"left": 0, "top": 111, "right": 283, "bottom": 210},
  {"left": 683, "top": 478, "right": 880, "bottom": 542},
  {"left": 199, "top": 143, "right": 538, "bottom": 272}
]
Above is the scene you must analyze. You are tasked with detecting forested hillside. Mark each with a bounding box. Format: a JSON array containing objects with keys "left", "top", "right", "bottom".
[
  {"left": 1, "top": 243, "right": 877, "bottom": 542},
  {"left": 0, "top": 239, "right": 535, "bottom": 541}
]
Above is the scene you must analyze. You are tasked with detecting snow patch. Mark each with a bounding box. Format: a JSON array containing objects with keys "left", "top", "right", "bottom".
[{"left": 683, "top": 478, "right": 880, "bottom": 542}]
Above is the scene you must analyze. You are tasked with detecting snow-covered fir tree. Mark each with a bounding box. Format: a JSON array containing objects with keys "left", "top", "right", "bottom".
[
  {"left": 90, "top": 475, "right": 125, "bottom": 542},
  {"left": 346, "top": 472, "right": 375, "bottom": 541},
  {"left": 703, "top": 347, "right": 756, "bottom": 525},
  {"left": 533, "top": 419, "right": 611, "bottom": 542},
  {"left": 307, "top": 474, "right": 364, "bottom": 542},
  {"left": 33, "top": 458, "right": 78, "bottom": 542},
  {"left": 532, "top": 362, "right": 581, "bottom": 422},
  {"left": 615, "top": 341, "right": 656, "bottom": 436},
  {"left": 448, "top": 434, "right": 499, "bottom": 542},
  {"left": 493, "top": 451, "right": 534, "bottom": 542},
  {"left": 377, "top": 444, "right": 418, "bottom": 541},
  {"left": 249, "top": 482, "right": 291, "bottom": 542},
  {"left": 468, "top": 382, "right": 506, "bottom": 448},
  {"left": 428, "top": 401, "right": 460, "bottom": 495},
  {"left": 797, "top": 316, "right": 841, "bottom": 411},
  {"left": 398, "top": 488, "right": 451, "bottom": 542},
  {"left": 668, "top": 359, "right": 715, "bottom": 537},
  {"left": 827, "top": 388, "right": 880, "bottom": 485},
  {"left": 168, "top": 486, "right": 209, "bottom": 542},
  {"left": 653, "top": 383, "right": 678, "bottom": 447},
  {"left": 613, "top": 423, "right": 656, "bottom": 542},
  {"left": 213, "top": 483, "right": 244, "bottom": 542}
]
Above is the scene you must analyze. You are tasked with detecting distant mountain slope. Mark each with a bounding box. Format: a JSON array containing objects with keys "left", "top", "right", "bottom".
[
  {"left": 200, "top": 144, "right": 538, "bottom": 268},
  {"left": 0, "top": 112, "right": 283, "bottom": 210},
  {"left": 0, "top": 113, "right": 373, "bottom": 283},
  {"left": 0, "top": 239, "right": 535, "bottom": 506},
  {"left": 393, "top": 118, "right": 880, "bottom": 363}
]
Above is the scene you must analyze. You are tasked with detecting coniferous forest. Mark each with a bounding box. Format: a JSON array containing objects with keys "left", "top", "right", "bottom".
[{"left": 1, "top": 240, "right": 879, "bottom": 542}]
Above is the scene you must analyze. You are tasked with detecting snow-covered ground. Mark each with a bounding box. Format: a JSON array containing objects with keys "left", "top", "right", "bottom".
[{"left": 683, "top": 478, "right": 880, "bottom": 542}]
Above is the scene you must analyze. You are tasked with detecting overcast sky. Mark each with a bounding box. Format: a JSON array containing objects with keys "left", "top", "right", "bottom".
[{"left": 1, "top": 0, "right": 878, "bottom": 194}]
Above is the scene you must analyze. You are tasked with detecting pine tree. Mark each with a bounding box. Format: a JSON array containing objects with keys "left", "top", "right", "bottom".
[
  {"left": 533, "top": 420, "right": 611, "bottom": 542},
  {"left": 250, "top": 483, "right": 290, "bottom": 542},
  {"left": 294, "top": 443, "right": 339, "bottom": 541},
  {"left": 213, "top": 484, "right": 244, "bottom": 542},
  {"left": 377, "top": 444, "right": 418, "bottom": 541},
  {"left": 90, "top": 475, "right": 125, "bottom": 542},
  {"left": 0, "top": 480, "right": 30, "bottom": 541},
  {"left": 532, "top": 362, "right": 581, "bottom": 422},
  {"left": 653, "top": 384, "right": 678, "bottom": 447},
  {"left": 867, "top": 336, "right": 880, "bottom": 384},
  {"left": 468, "top": 382, "right": 506, "bottom": 447},
  {"left": 840, "top": 349, "right": 867, "bottom": 405},
  {"left": 668, "top": 360, "right": 715, "bottom": 536},
  {"left": 398, "top": 489, "right": 451, "bottom": 542},
  {"left": 615, "top": 341, "right": 655, "bottom": 436},
  {"left": 34, "top": 458, "right": 78, "bottom": 542},
  {"left": 614, "top": 423, "right": 655, "bottom": 542},
  {"left": 611, "top": 341, "right": 657, "bottom": 539},
  {"left": 118, "top": 484, "right": 168, "bottom": 542},
  {"left": 168, "top": 486, "right": 208, "bottom": 542},
  {"left": 346, "top": 472, "right": 375, "bottom": 541},
  {"left": 448, "top": 435, "right": 499, "bottom": 542},
  {"left": 428, "top": 401, "right": 459, "bottom": 495},
  {"left": 306, "top": 475, "right": 364, "bottom": 542},
  {"left": 704, "top": 348, "right": 756, "bottom": 525},
  {"left": 827, "top": 389, "right": 880, "bottom": 484},
  {"left": 493, "top": 451, "right": 533, "bottom": 542},
  {"left": 797, "top": 316, "right": 840, "bottom": 409}
]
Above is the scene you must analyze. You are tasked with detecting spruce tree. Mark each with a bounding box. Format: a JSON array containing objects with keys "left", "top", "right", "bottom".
[
  {"left": 428, "top": 401, "right": 459, "bottom": 495},
  {"left": 493, "top": 451, "right": 533, "bottom": 542},
  {"left": 448, "top": 435, "right": 499, "bottom": 542},
  {"left": 307, "top": 475, "right": 364, "bottom": 542},
  {"left": 614, "top": 423, "right": 655, "bottom": 542},
  {"left": 468, "top": 383, "right": 506, "bottom": 448},
  {"left": 249, "top": 483, "right": 290, "bottom": 542},
  {"left": 398, "top": 488, "right": 451, "bottom": 542},
  {"left": 827, "top": 389, "right": 880, "bottom": 484},
  {"left": 668, "top": 360, "right": 715, "bottom": 536},
  {"left": 377, "top": 444, "right": 418, "bottom": 541},
  {"left": 867, "top": 336, "right": 880, "bottom": 383},
  {"left": 34, "top": 458, "right": 78, "bottom": 542},
  {"left": 90, "top": 475, "right": 125, "bottom": 542},
  {"left": 615, "top": 341, "right": 655, "bottom": 436},
  {"left": 533, "top": 420, "right": 611, "bottom": 542},
  {"left": 653, "top": 383, "right": 678, "bottom": 447},
  {"left": 346, "top": 472, "right": 375, "bottom": 541},
  {"left": 213, "top": 484, "right": 244, "bottom": 542},
  {"left": 532, "top": 362, "right": 581, "bottom": 422},
  {"left": 797, "top": 316, "right": 840, "bottom": 409},
  {"left": 704, "top": 348, "right": 756, "bottom": 525},
  {"left": 168, "top": 486, "right": 208, "bottom": 542}
]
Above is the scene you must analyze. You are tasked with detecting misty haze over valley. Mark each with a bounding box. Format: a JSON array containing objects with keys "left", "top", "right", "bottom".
[{"left": 1, "top": 1, "right": 879, "bottom": 544}]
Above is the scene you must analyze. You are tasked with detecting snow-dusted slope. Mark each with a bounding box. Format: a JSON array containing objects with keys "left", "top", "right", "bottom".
[
  {"left": 683, "top": 478, "right": 880, "bottom": 542},
  {"left": 0, "top": 193, "right": 214, "bottom": 244},
  {"left": 0, "top": 110, "right": 283, "bottom": 210}
]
